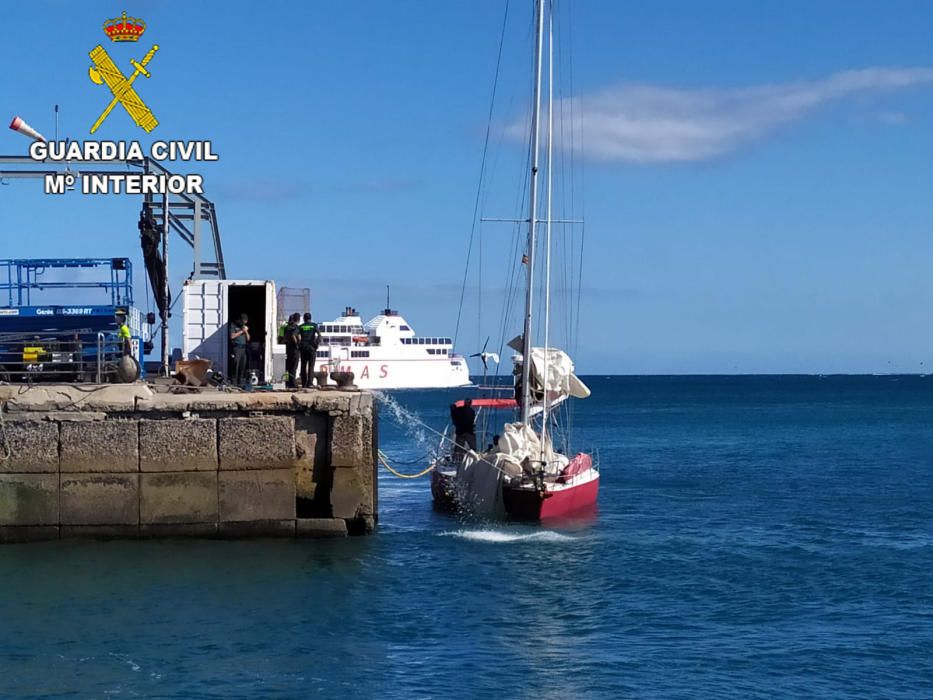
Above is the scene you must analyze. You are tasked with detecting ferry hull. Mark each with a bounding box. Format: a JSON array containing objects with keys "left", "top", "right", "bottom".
[{"left": 326, "top": 359, "right": 471, "bottom": 390}]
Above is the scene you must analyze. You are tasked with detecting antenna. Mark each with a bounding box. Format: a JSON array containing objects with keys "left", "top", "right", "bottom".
[
  {"left": 54, "top": 104, "right": 59, "bottom": 142},
  {"left": 386, "top": 285, "right": 390, "bottom": 311}
]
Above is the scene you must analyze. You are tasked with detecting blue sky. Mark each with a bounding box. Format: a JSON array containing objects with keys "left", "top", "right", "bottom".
[{"left": 3, "top": 1, "right": 933, "bottom": 374}]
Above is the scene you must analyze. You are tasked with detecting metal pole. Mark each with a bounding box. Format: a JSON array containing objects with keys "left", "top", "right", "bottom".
[
  {"left": 97, "top": 332, "right": 104, "bottom": 384},
  {"left": 193, "top": 199, "right": 201, "bottom": 278},
  {"left": 521, "top": 0, "right": 545, "bottom": 425},
  {"left": 542, "top": 0, "right": 554, "bottom": 446},
  {"left": 161, "top": 191, "right": 169, "bottom": 376}
]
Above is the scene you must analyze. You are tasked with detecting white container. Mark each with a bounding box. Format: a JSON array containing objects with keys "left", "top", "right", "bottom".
[{"left": 182, "top": 279, "right": 277, "bottom": 383}]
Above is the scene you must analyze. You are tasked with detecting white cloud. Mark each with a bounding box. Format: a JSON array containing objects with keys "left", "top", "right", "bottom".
[{"left": 505, "top": 68, "right": 933, "bottom": 164}]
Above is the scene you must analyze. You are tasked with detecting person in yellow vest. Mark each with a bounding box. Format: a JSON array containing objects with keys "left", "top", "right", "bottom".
[{"left": 115, "top": 312, "right": 131, "bottom": 357}]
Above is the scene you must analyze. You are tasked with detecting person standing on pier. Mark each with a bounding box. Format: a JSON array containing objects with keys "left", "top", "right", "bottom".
[
  {"left": 115, "top": 312, "right": 132, "bottom": 357},
  {"left": 298, "top": 312, "right": 321, "bottom": 388},
  {"left": 284, "top": 313, "right": 301, "bottom": 389},
  {"left": 230, "top": 313, "right": 250, "bottom": 386}
]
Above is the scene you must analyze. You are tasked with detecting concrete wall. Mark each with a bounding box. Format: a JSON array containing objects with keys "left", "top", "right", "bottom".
[{"left": 0, "top": 385, "right": 377, "bottom": 542}]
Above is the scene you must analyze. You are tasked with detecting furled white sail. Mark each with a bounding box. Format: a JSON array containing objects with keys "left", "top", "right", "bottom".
[{"left": 529, "top": 347, "right": 590, "bottom": 403}]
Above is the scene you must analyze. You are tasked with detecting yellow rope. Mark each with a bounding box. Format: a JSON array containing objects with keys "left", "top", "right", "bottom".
[{"left": 378, "top": 450, "right": 436, "bottom": 479}]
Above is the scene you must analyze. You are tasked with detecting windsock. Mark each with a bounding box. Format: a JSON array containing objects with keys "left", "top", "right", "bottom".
[{"left": 9, "top": 116, "right": 46, "bottom": 142}]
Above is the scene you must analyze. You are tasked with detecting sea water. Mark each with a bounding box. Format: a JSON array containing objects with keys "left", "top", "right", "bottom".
[{"left": 1, "top": 376, "right": 931, "bottom": 698}]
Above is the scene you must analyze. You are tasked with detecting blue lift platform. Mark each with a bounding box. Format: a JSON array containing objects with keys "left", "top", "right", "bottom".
[{"left": 0, "top": 258, "right": 149, "bottom": 382}]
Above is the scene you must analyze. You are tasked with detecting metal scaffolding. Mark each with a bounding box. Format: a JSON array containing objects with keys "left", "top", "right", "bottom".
[{"left": 0, "top": 155, "right": 226, "bottom": 280}]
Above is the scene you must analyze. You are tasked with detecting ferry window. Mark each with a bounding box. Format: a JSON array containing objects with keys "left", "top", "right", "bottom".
[
  {"left": 400, "top": 325, "right": 411, "bottom": 331},
  {"left": 317, "top": 350, "right": 329, "bottom": 358},
  {"left": 351, "top": 350, "right": 370, "bottom": 358},
  {"left": 427, "top": 348, "right": 434, "bottom": 355}
]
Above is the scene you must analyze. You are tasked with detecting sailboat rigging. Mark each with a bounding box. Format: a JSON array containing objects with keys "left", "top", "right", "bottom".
[{"left": 431, "top": 0, "right": 599, "bottom": 521}]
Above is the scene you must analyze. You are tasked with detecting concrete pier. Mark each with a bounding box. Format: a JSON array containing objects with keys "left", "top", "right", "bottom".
[{"left": 0, "top": 384, "right": 377, "bottom": 542}]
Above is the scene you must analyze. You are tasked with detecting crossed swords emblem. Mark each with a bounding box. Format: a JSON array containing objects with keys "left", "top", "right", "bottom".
[{"left": 87, "top": 44, "right": 159, "bottom": 134}]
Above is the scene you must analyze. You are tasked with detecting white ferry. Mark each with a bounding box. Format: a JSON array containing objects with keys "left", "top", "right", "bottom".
[
  {"left": 314, "top": 306, "right": 471, "bottom": 390},
  {"left": 181, "top": 280, "right": 470, "bottom": 390}
]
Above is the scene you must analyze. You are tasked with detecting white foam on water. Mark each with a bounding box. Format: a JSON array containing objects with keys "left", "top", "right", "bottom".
[
  {"left": 108, "top": 652, "right": 141, "bottom": 672},
  {"left": 440, "top": 528, "right": 576, "bottom": 544},
  {"left": 373, "top": 391, "right": 436, "bottom": 451}
]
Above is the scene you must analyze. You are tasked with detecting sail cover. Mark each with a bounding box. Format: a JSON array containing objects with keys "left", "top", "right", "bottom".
[
  {"left": 493, "top": 421, "right": 568, "bottom": 476},
  {"left": 529, "top": 347, "right": 590, "bottom": 402}
]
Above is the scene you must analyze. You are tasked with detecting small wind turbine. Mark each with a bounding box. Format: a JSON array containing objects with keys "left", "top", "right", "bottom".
[{"left": 470, "top": 337, "right": 500, "bottom": 376}]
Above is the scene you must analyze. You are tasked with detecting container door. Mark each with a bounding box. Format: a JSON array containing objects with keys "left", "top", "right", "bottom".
[
  {"left": 183, "top": 280, "right": 226, "bottom": 369},
  {"left": 264, "top": 281, "right": 276, "bottom": 383}
]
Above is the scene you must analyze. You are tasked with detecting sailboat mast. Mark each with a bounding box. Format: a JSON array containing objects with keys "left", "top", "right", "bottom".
[{"left": 521, "top": 0, "right": 546, "bottom": 424}]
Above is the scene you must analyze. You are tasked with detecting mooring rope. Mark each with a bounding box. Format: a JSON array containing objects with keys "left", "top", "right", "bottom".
[
  {"left": 376, "top": 399, "right": 521, "bottom": 481},
  {"left": 378, "top": 450, "right": 436, "bottom": 479}
]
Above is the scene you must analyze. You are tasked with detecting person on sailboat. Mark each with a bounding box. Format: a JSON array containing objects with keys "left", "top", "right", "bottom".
[
  {"left": 513, "top": 362, "right": 523, "bottom": 409},
  {"left": 450, "top": 398, "right": 476, "bottom": 457}
]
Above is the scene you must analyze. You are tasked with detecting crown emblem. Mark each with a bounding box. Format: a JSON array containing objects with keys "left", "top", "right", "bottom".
[{"left": 103, "top": 11, "right": 146, "bottom": 42}]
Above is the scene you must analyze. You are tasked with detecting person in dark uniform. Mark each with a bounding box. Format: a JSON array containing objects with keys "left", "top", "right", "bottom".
[
  {"left": 230, "top": 314, "right": 250, "bottom": 386},
  {"left": 298, "top": 312, "right": 321, "bottom": 388},
  {"left": 284, "top": 313, "right": 301, "bottom": 389},
  {"left": 450, "top": 398, "right": 477, "bottom": 458}
]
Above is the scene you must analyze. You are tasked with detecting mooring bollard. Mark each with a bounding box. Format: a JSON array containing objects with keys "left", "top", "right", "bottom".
[{"left": 330, "top": 371, "right": 357, "bottom": 390}]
